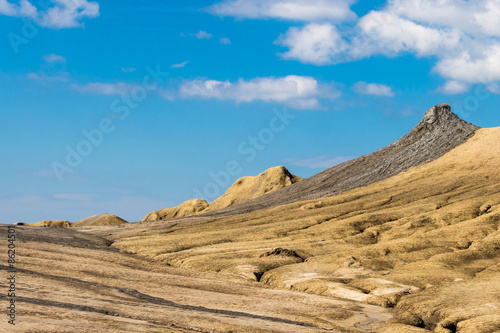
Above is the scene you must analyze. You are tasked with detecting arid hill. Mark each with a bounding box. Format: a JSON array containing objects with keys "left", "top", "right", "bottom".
[
  {"left": 199, "top": 104, "right": 480, "bottom": 218},
  {"left": 73, "top": 213, "right": 128, "bottom": 227},
  {"left": 205, "top": 165, "right": 302, "bottom": 212},
  {"left": 14, "top": 220, "right": 72, "bottom": 228},
  {"left": 142, "top": 166, "right": 302, "bottom": 221},
  {"left": 14, "top": 213, "right": 128, "bottom": 228}
]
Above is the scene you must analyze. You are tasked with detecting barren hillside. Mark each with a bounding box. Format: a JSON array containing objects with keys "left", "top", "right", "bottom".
[
  {"left": 200, "top": 104, "right": 479, "bottom": 218},
  {"left": 2, "top": 105, "right": 498, "bottom": 332},
  {"left": 104, "top": 126, "right": 500, "bottom": 332}
]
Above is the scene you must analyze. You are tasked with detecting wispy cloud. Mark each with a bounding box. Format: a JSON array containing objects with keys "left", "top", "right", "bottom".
[
  {"left": 43, "top": 53, "right": 66, "bottom": 63},
  {"left": 171, "top": 61, "right": 189, "bottom": 68},
  {"left": 220, "top": 37, "right": 231, "bottom": 45},
  {"left": 437, "top": 80, "right": 470, "bottom": 95},
  {"left": 284, "top": 155, "right": 353, "bottom": 169},
  {"left": 352, "top": 82, "right": 394, "bottom": 97},
  {"left": 27, "top": 72, "right": 69, "bottom": 82},
  {"left": 209, "top": 0, "right": 357, "bottom": 22},
  {"left": 72, "top": 82, "right": 135, "bottom": 95},
  {"left": 0, "top": 0, "right": 100, "bottom": 29},
  {"left": 195, "top": 30, "right": 213, "bottom": 39},
  {"left": 121, "top": 67, "right": 136, "bottom": 73}
]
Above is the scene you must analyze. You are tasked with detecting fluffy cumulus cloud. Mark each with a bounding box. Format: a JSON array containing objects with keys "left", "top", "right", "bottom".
[
  {"left": 210, "top": 0, "right": 500, "bottom": 94},
  {"left": 352, "top": 82, "right": 394, "bottom": 97},
  {"left": 209, "top": 0, "right": 357, "bottom": 22},
  {"left": 275, "top": 23, "right": 348, "bottom": 65},
  {"left": 178, "top": 75, "right": 340, "bottom": 109},
  {"left": 0, "top": 0, "right": 37, "bottom": 17},
  {"left": 365, "top": 0, "right": 500, "bottom": 87},
  {"left": 0, "top": 0, "right": 99, "bottom": 28},
  {"left": 355, "top": 11, "right": 462, "bottom": 58}
]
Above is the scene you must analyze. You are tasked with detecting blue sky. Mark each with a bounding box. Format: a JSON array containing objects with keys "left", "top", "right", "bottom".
[{"left": 1, "top": 0, "right": 500, "bottom": 223}]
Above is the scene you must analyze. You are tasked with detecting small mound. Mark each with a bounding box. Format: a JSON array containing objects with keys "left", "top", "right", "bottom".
[
  {"left": 260, "top": 248, "right": 303, "bottom": 260},
  {"left": 205, "top": 166, "right": 302, "bottom": 212},
  {"left": 142, "top": 199, "right": 209, "bottom": 222},
  {"left": 14, "top": 220, "right": 71, "bottom": 228},
  {"left": 142, "top": 166, "right": 302, "bottom": 221},
  {"left": 73, "top": 213, "right": 128, "bottom": 227}
]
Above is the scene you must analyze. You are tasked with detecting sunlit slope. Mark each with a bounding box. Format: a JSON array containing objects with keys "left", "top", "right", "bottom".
[
  {"left": 205, "top": 165, "right": 302, "bottom": 212},
  {"left": 110, "top": 127, "right": 500, "bottom": 332},
  {"left": 198, "top": 104, "right": 480, "bottom": 218},
  {"left": 142, "top": 166, "right": 302, "bottom": 221},
  {"left": 142, "top": 198, "right": 210, "bottom": 221}
]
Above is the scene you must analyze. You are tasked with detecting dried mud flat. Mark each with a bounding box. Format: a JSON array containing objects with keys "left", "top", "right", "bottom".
[{"left": 0, "top": 226, "right": 391, "bottom": 332}]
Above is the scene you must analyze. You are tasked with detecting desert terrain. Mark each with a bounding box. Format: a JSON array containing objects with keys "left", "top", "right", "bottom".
[{"left": 2, "top": 105, "right": 499, "bottom": 332}]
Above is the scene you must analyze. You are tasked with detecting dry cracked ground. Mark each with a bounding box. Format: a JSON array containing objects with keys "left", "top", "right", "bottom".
[{"left": 1, "top": 110, "right": 499, "bottom": 332}]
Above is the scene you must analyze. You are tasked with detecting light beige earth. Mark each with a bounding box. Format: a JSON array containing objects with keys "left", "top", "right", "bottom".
[
  {"left": 13, "top": 213, "right": 128, "bottom": 228},
  {"left": 142, "top": 166, "right": 302, "bottom": 221},
  {"left": 1, "top": 128, "right": 499, "bottom": 332}
]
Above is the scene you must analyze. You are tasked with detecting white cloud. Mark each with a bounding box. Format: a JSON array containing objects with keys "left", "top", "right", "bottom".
[
  {"left": 437, "top": 80, "right": 470, "bottom": 95},
  {"left": 27, "top": 72, "right": 69, "bottom": 82},
  {"left": 171, "top": 61, "right": 189, "bottom": 68},
  {"left": 434, "top": 46, "right": 500, "bottom": 84},
  {"left": 39, "top": 0, "right": 100, "bottom": 28},
  {"left": 220, "top": 37, "right": 231, "bottom": 45},
  {"left": 178, "top": 75, "right": 340, "bottom": 109},
  {"left": 195, "top": 30, "right": 213, "bottom": 39},
  {"left": 275, "top": 23, "right": 348, "bottom": 65},
  {"left": 0, "top": 0, "right": 100, "bottom": 29},
  {"left": 352, "top": 81, "right": 394, "bottom": 97},
  {"left": 0, "top": 0, "right": 36, "bottom": 17},
  {"left": 284, "top": 155, "right": 353, "bottom": 169},
  {"left": 264, "top": 0, "right": 500, "bottom": 88},
  {"left": 72, "top": 82, "right": 134, "bottom": 95},
  {"left": 121, "top": 67, "right": 136, "bottom": 73},
  {"left": 356, "top": 11, "right": 462, "bottom": 58},
  {"left": 210, "top": 0, "right": 357, "bottom": 22},
  {"left": 43, "top": 53, "right": 66, "bottom": 63}
]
